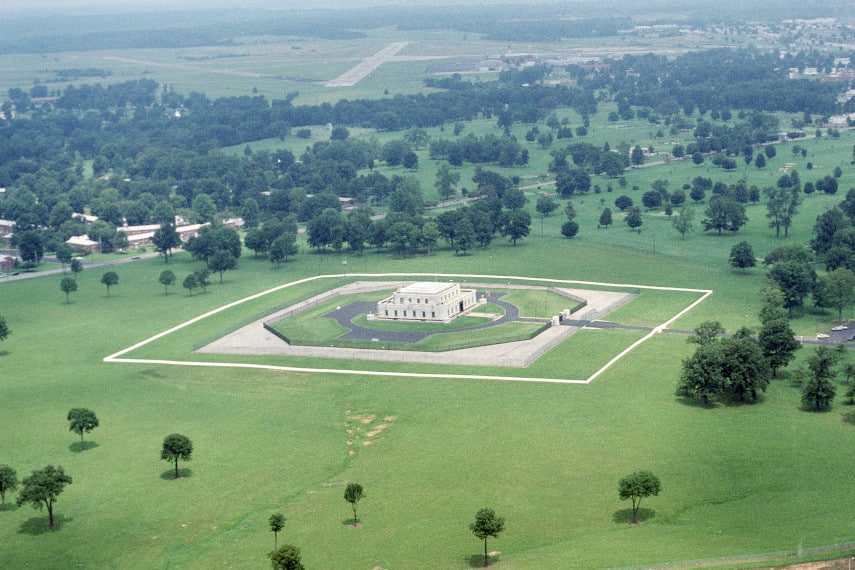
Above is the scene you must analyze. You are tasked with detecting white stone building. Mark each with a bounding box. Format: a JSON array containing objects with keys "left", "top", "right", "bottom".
[{"left": 376, "top": 282, "right": 477, "bottom": 322}]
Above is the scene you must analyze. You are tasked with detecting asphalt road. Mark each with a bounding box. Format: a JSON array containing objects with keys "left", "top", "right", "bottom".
[{"left": 0, "top": 249, "right": 163, "bottom": 282}]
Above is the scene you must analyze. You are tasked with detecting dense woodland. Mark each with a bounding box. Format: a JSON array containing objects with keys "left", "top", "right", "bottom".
[{"left": 0, "top": 45, "right": 853, "bottom": 269}]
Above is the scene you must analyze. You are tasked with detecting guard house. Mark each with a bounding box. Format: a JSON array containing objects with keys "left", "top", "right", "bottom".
[{"left": 376, "top": 282, "right": 477, "bottom": 323}]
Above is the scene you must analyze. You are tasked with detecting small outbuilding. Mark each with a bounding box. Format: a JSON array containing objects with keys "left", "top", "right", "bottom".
[{"left": 376, "top": 282, "right": 477, "bottom": 323}]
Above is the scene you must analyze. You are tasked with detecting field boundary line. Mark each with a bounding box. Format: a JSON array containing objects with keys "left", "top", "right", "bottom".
[{"left": 104, "top": 273, "right": 713, "bottom": 384}]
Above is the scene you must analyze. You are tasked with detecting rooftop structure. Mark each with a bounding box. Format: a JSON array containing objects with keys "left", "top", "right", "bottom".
[{"left": 375, "top": 282, "right": 477, "bottom": 323}]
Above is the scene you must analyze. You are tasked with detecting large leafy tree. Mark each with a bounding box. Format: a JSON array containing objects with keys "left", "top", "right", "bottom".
[
  {"left": 729, "top": 241, "right": 756, "bottom": 272},
  {"left": 500, "top": 209, "right": 531, "bottom": 245},
  {"left": 269, "top": 544, "right": 304, "bottom": 570},
  {"left": 152, "top": 223, "right": 181, "bottom": 263},
  {"left": 822, "top": 267, "right": 855, "bottom": 321},
  {"left": 759, "top": 317, "right": 800, "bottom": 377},
  {"left": 0, "top": 465, "right": 17, "bottom": 511},
  {"left": 680, "top": 324, "right": 771, "bottom": 404},
  {"left": 702, "top": 195, "right": 747, "bottom": 234},
  {"left": 679, "top": 341, "right": 725, "bottom": 406},
  {"left": 161, "top": 434, "right": 193, "bottom": 479},
  {"left": 16, "top": 465, "right": 72, "bottom": 529},
  {"left": 768, "top": 261, "right": 815, "bottom": 316},
  {"left": 344, "top": 482, "right": 364, "bottom": 525},
  {"left": 208, "top": 250, "right": 236, "bottom": 284},
  {"left": 67, "top": 408, "right": 99, "bottom": 449},
  {"left": 618, "top": 471, "right": 661, "bottom": 524},
  {"left": 801, "top": 346, "right": 843, "bottom": 411},
  {"left": 469, "top": 507, "right": 505, "bottom": 567}
]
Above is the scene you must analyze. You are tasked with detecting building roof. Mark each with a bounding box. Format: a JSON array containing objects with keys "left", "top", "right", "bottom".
[
  {"left": 67, "top": 235, "right": 98, "bottom": 247},
  {"left": 398, "top": 282, "right": 456, "bottom": 295}
]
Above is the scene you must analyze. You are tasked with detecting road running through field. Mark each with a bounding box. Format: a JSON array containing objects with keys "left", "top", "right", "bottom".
[{"left": 325, "top": 42, "right": 410, "bottom": 87}]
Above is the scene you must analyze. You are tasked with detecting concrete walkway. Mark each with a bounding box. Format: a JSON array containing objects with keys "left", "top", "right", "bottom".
[{"left": 197, "top": 282, "right": 636, "bottom": 368}]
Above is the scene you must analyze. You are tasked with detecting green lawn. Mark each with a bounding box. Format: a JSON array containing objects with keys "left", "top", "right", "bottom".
[{"left": 4, "top": 26, "right": 855, "bottom": 567}]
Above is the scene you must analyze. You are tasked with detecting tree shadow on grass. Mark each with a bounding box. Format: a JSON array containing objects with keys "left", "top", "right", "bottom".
[
  {"left": 159, "top": 468, "right": 193, "bottom": 481},
  {"left": 68, "top": 441, "right": 99, "bottom": 453},
  {"left": 465, "top": 552, "right": 501, "bottom": 567},
  {"left": 673, "top": 392, "right": 720, "bottom": 409},
  {"left": 613, "top": 508, "right": 655, "bottom": 524},
  {"left": 0, "top": 503, "right": 20, "bottom": 513},
  {"left": 18, "top": 514, "right": 72, "bottom": 535},
  {"left": 341, "top": 518, "right": 362, "bottom": 527},
  {"left": 0, "top": 349, "right": 10, "bottom": 357},
  {"left": 842, "top": 410, "right": 855, "bottom": 425}
]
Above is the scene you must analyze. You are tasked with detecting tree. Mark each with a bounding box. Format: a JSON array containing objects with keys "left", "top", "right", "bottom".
[
  {"left": 191, "top": 193, "right": 218, "bottom": 223},
  {"left": 535, "top": 195, "right": 558, "bottom": 217},
  {"left": 0, "top": 465, "right": 17, "bottom": 511},
  {"left": 270, "top": 544, "right": 304, "bottom": 570},
  {"left": 16, "top": 465, "right": 72, "bottom": 529},
  {"left": 100, "top": 271, "right": 118, "bottom": 297},
  {"left": 0, "top": 315, "right": 9, "bottom": 344},
  {"left": 17, "top": 230, "right": 44, "bottom": 265},
  {"left": 689, "top": 320, "right": 726, "bottom": 345},
  {"left": 679, "top": 341, "right": 726, "bottom": 406},
  {"left": 402, "top": 150, "right": 419, "bottom": 169},
  {"left": 344, "top": 482, "right": 363, "bottom": 525},
  {"left": 67, "top": 408, "right": 99, "bottom": 450},
  {"left": 161, "top": 433, "right": 193, "bottom": 479},
  {"left": 152, "top": 223, "right": 181, "bottom": 263},
  {"left": 641, "top": 191, "right": 662, "bottom": 210},
  {"left": 822, "top": 267, "right": 855, "bottom": 321},
  {"left": 158, "top": 270, "right": 176, "bottom": 295},
  {"left": 270, "top": 235, "right": 299, "bottom": 266},
  {"left": 598, "top": 208, "right": 613, "bottom": 228},
  {"left": 209, "top": 250, "right": 236, "bottom": 284},
  {"left": 70, "top": 259, "right": 83, "bottom": 274},
  {"left": 758, "top": 317, "right": 800, "bottom": 377},
  {"left": 625, "top": 207, "right": 642, "bottom": 231},
  {"left": 183, "top": 273, "right": 198, "bottom": 296},
  {"left": 729, "top": 241, "right": 756, "bottom": 272},
  {"left": 768, "top": 261, "right": 815, "bottom": 316},
  {"left": 195, "top": 269, "right": 210, "bottom": 293},
  {"left": 755, "top": 153, "right": 766, "bottom": 168},
  {"left": 55, "top": 243, "right": 73, "bottom": 270},
  {"left": 561, "top": 220, "right": 579, "bottom": 238},
  {"left": 631, "top": 145, "right": 645, "bottom": 166},
  {"left": 801, "top": 346, "right": 842, "bottom": 411},
  {"left": 469, "top": 507, "right": 505, "bottom": 567},
  {"left": 614, "top": 195, "right": 633, "bottom": 212},
  {"left": 672, "top": 206, "right": 695, "bottom": 239},
  {"left": 240, "top": 197, "right": 260, "bottom": 229},
  {"left": 618, "top": 471, "right": 661, "bottom": 524},
  {"left": 500, "top": 209, "right": 531, "bottom": 245},
  {"left": 435, "top": 163, "right": 460, "bottom": 200},
  {"left": 269, "top": 513, "right": 286, "bottom": 550},
  {"left": 60, "top": 276, "right": 77, "bottom": 304},
  {"left": 702, "top": 196, "right": 747, "bottom": 234}
]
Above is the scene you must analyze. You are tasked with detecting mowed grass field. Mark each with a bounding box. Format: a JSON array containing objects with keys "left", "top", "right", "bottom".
[
  {"left": 3, "top": 23, "right": 855, "bottom": 569},
  {"left": 2, "top": 210, "right": 855, "bottom": 568}
]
